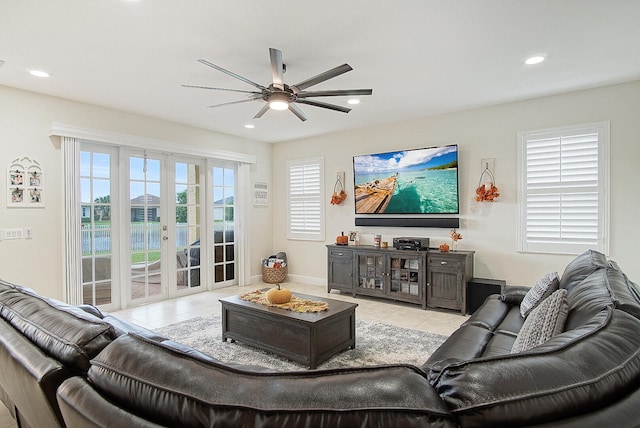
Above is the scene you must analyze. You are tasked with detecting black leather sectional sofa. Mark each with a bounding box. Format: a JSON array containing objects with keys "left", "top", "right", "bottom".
[{"left": 1, "top": 250, "right": 639, "bottom": 427}]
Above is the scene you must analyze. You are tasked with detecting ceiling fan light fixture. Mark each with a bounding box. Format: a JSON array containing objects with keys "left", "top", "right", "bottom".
[
  {"left": 268, "top": 92, "right": 291, "bottom": 110},
  {"left": 187, "top": 48, "right": 372, "bottom": 121},
  {"left": 269, "top": 100, "right": 289, "bottom": 110},
  {"left": 347, "top": 99, "right": 361, "bottom": 105}
]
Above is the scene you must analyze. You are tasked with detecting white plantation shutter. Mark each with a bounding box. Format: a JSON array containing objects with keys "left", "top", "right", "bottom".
[
  {"left": 517, "top": 122, "right": 609, "bottom": 255},
  {"left": 287, "top": 158, "right": 324, "bottom": 240}
]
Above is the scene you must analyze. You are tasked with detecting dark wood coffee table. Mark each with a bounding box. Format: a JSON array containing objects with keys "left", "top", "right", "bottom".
[{"left": 220, "top": 291, "right": 357, "bottom": 369}]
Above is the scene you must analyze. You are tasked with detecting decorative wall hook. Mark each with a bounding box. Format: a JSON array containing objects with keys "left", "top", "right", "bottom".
[{"left": 475, "top": 162, "right": 500, "bottom": 202}]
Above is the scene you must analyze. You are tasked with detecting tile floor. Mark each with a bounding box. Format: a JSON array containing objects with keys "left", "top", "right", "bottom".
[
  {"left": 0, "top": 282, "right": 467, "bottom": 425},
  {"left": 112, "top": 282, "right": 468, "bottom": 336}
]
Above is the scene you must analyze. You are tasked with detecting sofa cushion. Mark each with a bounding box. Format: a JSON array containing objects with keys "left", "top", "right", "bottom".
[
  {"left": 559, "top": 249, "right": 608, "bottom": 292},
  {"left": 512, "top": 289, "right": 569, "bottom": 353},
  {"left": 462, "top": 295, "right": 512, "bottom": 331},
  {"left": 87, "top": 334, "right": 455, "bottom": 428},
  {"left": 0, "top": 288, "right": 115, "bottom": 373},
  {"left": 605, "top": 261, "right": 640, "bottom": 320},
  {"left": 564, "top": 268, "right": 615, "bottom": 331},
  {"left": 520, "top": 272, "right": 559, "bottom": 318}
]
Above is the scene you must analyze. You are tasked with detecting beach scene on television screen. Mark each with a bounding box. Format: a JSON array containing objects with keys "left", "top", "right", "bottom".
[{"left": 354, "top": 145, "right": 459, "bottom": 214}]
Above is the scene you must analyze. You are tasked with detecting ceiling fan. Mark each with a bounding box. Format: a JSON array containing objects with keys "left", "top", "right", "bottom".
[{"left": 182, "top": 48, "right": 373, "bottom": 122}]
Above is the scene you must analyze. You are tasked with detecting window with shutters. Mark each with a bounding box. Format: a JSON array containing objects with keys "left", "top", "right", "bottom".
[
  {"left": 287, "top": 157, "right": 325, "bottom": 241},
  {"left": 517, "top": 122, "right": 609, "bottom": 255}
]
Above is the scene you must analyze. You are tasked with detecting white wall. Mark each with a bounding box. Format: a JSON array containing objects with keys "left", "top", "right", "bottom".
[
  {"left": 0, "top": 85, "right": 273, "bottom": 300},
  {"left": 272, "top": 81, "right": 640, "bottom": 285}
]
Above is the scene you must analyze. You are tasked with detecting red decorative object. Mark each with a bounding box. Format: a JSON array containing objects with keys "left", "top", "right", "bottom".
[
  {"left": 330, "top": 175, "right": 347, "bottom": 205},
  {"left": 475, "top": 163, "right": 500, "bottom": 202},
  {"left": 475, "top": 182, "right": 500, "bottom": 202},
  {"left": 331, "top": 189, "right": 347, "bottom": 205},
  {"left": 450, "top": 229, "right": 462, "bottom": 251}
]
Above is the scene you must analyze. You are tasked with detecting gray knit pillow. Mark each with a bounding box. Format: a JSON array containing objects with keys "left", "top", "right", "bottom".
[
  {"left": 512, "top": 289, "right": 568, "bottom": 353},
  {"left": 520, "top": 272, "right": 559, "bottom": 318}
]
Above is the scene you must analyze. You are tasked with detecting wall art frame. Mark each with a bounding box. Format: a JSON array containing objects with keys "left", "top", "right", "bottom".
[{"left": 7, "top": 156, "right": 44, "bottom": 208}]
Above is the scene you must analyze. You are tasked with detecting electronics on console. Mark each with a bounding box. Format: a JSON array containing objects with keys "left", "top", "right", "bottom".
[{"left": 392, "top": 237, "right": 430, "bottom": 251}]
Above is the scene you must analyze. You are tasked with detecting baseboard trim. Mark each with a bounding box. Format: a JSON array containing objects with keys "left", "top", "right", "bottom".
[{"left": 251, "top": 274, "right": 325, "bottom": 287}]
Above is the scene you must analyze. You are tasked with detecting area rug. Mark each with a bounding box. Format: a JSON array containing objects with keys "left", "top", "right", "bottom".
[{"left": 154, "top": 315, "right": 447, "bottom": 371}]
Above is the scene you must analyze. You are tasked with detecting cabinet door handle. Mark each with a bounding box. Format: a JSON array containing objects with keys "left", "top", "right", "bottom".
[
  {"left": 440, "top": 261, "right": 448, "bottom": 265},
  {"left": 337, "top": 253, "right": 343, "bottom": 256}
]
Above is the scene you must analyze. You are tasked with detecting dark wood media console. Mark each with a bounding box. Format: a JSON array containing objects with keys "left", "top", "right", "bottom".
[{"left": 327, "top": 244, "right": 474, "bottom": 313}]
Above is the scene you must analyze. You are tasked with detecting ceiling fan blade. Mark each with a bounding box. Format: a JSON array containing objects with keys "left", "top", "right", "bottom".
[
  {"left": 254, "top": 103, "right": 270, "bottom": 119},
  {"left": 296, "top": 89, "right": 373, "bottom": 98},
  {"left": 197, "top": 59, "right": 267, "bottom": 91},
  {"left": 296, "top": 99, "right": 351, "bottom": 113},
  {"left": 291, "top": 63, "right": 353, "bottom": 93},
  {"left": 269, "top": 48, "right": 285, "bottom": 91},
  {"left": 182, "top": 84, "right": 262, "bottom": 95},
  {"left": 289, "top": 103, "right": 308, "bottom": 121},
  {"left": 206, "top": 98, "right": 259, "bottom": 109}
]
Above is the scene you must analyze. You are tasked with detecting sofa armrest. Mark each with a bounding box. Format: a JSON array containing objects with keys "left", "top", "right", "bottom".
[
  {"left": 500, "top": 285, "right": 530, "bottom": 305},
  {"left": 57, "top": 377, "right": 165, "bottom": 428},
  {"left": 0, "top": 318, "right": 71, "bottom": 428}
]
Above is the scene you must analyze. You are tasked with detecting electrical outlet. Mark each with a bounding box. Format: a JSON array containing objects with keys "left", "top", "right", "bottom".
[{"left": 1, "top": 228, "right": 23, "bottom": 240}]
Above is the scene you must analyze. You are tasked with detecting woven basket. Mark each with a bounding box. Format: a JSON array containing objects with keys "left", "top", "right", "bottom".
[{"left": 262, "top": 265, "right": 287, "bottom": 284}]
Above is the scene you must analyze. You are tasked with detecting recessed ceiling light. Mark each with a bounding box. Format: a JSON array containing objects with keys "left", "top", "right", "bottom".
[
  {"left": 29, "top": 69, "right": 50, "bottom": 78},
  {"left": 347, "top": 99, "right": 361, "bottom": 105},
  {"left": 244, "top": 124, "right": 255, "bottom": 129},
  {"left": 525, "top": 56, "right": 545, "bottom": 65}
]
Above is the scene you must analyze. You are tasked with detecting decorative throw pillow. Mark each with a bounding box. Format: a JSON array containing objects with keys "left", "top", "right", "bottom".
[
  {"left": 511, "top": 289, "right": 568, "bottom": 354},
  {"left": 520, "top": 272, "right": 560, "bottom": 318}
]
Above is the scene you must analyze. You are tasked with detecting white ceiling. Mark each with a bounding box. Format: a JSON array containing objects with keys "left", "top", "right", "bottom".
[{"left": 1, "top": 0, "right": 639, "bottom": 143}]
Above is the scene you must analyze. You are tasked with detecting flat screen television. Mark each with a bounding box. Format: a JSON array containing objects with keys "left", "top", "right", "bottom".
[{"left": 353, "top": 144, "right": 459, "bottom": 214}]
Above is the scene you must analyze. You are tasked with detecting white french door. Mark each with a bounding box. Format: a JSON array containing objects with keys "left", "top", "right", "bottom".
[
  {"left": 79, "top": 141, "right": 239, "bottom": 310},
  {"left": 124, "top": 151, "right": 208, "bottom": 306},
  {"left": 210, "top": 163, "right": 237, "bottom": 288},
  {"left": 125, "top": 150, "right": 169, "bottom": 305},
  {"left": 174, "top": 158, "right": 205, "bottom": 293}
]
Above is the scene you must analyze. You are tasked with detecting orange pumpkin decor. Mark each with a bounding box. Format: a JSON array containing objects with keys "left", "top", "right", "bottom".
[
  {"left": 336, "top": 231, "right": 348, "bottom": 245},
  {"left": 439, "top": 243, "right": 450, "bottom": 252},
  {"left": 266, "top": 284, "right": 292, "bottom": 304}
]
